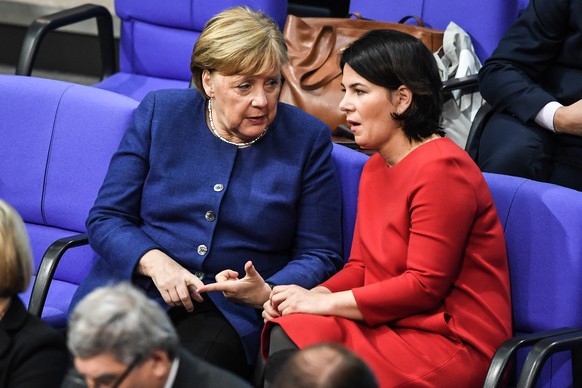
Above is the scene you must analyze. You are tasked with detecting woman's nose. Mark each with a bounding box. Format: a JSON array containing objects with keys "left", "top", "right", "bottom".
[
  {"left": 251, "top": 90, "right": 268, "bottom": 107},
  {"left": 339, "top": 94, "right": 351, "bottom": 112}
]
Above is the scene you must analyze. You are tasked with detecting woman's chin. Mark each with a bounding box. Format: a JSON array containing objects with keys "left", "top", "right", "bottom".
[{"left": 238, "top": 127, "right": 268, "bottom": 141}]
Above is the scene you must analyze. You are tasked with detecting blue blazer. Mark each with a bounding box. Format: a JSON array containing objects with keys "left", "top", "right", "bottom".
[{"left": 72, "top": 89, "right": 343, "bottom": 362}]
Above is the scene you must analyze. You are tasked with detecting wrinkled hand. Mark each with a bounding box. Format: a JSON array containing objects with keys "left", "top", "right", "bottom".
[
  {"left": 268, "top": 285, "right": 328, "bottom": 317},
  {"left": 137, "top": 249, "right": 204, "bottom": 312},
  {"left": 262, "top": 294, "right": 281, "bottom": 322},
  {"left": 554, "top": 99, "right": 582, "bottom": 137},
  {"left": 197, "top": 261, "right": 271, "bottom": 309}
]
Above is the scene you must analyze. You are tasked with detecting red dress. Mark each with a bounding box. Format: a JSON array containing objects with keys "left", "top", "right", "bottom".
[{"left": 262, "top": 138, "right": 512, "bottom": 387}]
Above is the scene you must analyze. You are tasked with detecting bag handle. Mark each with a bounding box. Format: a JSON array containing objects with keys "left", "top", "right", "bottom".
[
  {"left": 398, "top": 15, "right": 426, "bottom": 27},
  {"left": 298, "top": 25, "right": 342, "bottom": 91},
  {"left": 351, "top": 12, "right": 426, "bottom": 26}
]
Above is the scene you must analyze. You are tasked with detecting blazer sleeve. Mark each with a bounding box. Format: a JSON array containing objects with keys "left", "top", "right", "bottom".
[
  {"left": 266, "top": 119, "right": 344, "bottom": 288},
  {"left": 86, "top": 92, "right": 162, "bottom": 278},
  {"left": 478, "top": 0, "right": 571, "bottom": 122}
]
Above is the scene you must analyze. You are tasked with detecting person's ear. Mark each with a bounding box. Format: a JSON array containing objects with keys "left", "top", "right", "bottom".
[
  {"left": 394, "top": 85, "right": 412, "bottom": 115},
  {"left": 202, "top": 70, "right": 214, "bottom": 98},
  {"left": 149, "top": 349, "right": 172, "bottom": 379}
]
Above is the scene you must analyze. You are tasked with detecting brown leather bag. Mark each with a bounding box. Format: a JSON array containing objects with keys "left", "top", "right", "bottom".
[{"left": 279, "top": 15, "right": 444, "bottom": 140}]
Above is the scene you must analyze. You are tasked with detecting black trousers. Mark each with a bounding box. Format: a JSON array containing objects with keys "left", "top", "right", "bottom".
[
  {"left": 261, "top": 325, "right": 299, "bottom": 388},
  {"left": 168, "top": 297, "right": 253, "bottom": 381},
  {"left": 477, "top": 112, "right": 582, "bottom": 191}
]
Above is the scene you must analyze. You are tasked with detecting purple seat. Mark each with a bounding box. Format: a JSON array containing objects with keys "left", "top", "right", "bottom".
[
  {"left": 348, "top": 0, "right": 425, "bottom": 23},
  {"left": 331, "top": 144, "right": 369, "bottom": 260},
  {"left": 95, "top": 0, "right": 288, "bottom": 101},
  {"left": 0, "top": 74, "right": 138, "bottom": 329},
  {"left": 483, "top": 173, "right": 582, "bottom": 387},
  {"left": 17, "top": 0, "right": 288, "bottom": 102},
  {"left": 348, "top": 0, "right": 520, "bottom": 61}
]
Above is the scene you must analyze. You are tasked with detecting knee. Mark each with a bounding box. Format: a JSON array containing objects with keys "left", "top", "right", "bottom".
[{"left": 476, "top": 114, "right": 553, "bottom": 180}]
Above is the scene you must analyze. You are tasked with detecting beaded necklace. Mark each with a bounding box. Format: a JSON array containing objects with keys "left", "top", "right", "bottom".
[{"left": 207, "top": 99, "right": 267, "bottom": 148}]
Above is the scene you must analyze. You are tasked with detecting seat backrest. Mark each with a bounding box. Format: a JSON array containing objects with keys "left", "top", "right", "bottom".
[
  {"left": 348, "top": 0, "right": 519, "bottom": 61},
  {"left": 115, "top": 0, "right": 288, "bottom": 82},
  {"left": 348, "top": 0, "right": 425, "bottom": 22},
  {"left": 0, "top": 75, "right": 138, "bottom": 325},
  {"left": 331, "top": 144, "right": 369, "bottom": 259},
  {"left": 484, "top": 172, "right": 582, "bottom": 386}
]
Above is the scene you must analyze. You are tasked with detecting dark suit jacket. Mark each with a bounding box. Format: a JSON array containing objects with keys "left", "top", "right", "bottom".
[
  {"left": 173, "top": 349, "right": 251, "bottom": 387},
  {"left": 0, "top": 297, "right": 69, "bottom": 388},
  {"left": 479, "top": 0, "right": 582, "bottom": 124}
]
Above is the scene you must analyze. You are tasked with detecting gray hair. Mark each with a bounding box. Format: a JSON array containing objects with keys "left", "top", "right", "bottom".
[{"left": 67, "top": 282, "right": 179, "bottom": 364}]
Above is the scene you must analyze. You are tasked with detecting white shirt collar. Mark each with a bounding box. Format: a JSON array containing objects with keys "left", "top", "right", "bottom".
[{"left": 164, "top": 356, "right": 180, "bottom": 388}]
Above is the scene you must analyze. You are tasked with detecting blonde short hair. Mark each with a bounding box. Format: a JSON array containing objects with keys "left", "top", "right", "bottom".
[
  {"left": 0, "top": 199, "right": 33, "bottom": 296},
  {"left": 190, "top": 6, "right": 288, "bottom": 97}
]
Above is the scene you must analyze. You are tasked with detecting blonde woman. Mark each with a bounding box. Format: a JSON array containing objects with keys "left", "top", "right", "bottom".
[
  {"left": 0, "top": 199, "right": 69, "bottom": 387},
  {"left": 72, "top": 6, "right": 343, "bottom": 380}
]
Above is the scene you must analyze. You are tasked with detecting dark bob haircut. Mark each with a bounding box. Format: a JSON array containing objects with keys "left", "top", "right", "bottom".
[{"left": 340, "top": 29, "right": 445, "bottom": 141}]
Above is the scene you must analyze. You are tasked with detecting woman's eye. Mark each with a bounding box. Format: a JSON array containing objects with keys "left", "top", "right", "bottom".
[
  {"left": 237, "top": 83, "right": 251, "bottom": 91},
  {"left": 265, "top": 79, "right": 280, "bottom": 89}
]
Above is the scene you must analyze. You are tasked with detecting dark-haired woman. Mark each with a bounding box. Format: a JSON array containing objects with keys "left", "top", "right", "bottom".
[{"left": 262, "top": 30, "right": 512, "bottom": 387}]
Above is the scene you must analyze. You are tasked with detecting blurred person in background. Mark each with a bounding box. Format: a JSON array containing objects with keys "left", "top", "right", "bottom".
[
  {"left": 66, "top": 282, "right": 250, "bottom": 388},
  {"left": 0, "top": 198, "right": 69, "bottom": 388}
]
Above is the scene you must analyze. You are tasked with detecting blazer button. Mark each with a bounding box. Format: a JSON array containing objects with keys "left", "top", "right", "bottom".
[
  {"left": 197, "top": 245, "right": 208, "bottom": 256},
  {"left": 205, "top": 211, "right": 216, "bottom": 222},
  {"left": 194, "top": 271, "right": 205, "bottom": 280},
  {"left": 213, "top": 183, "right": 224, "bottom": 192}
]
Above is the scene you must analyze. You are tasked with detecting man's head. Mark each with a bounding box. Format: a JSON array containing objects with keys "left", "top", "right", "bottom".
[
  {"left": 68, "top": 282, "right": 180, "bottom": 388},
  {"left": 273, "top": 343, "right": 378, "bottom": 388}
]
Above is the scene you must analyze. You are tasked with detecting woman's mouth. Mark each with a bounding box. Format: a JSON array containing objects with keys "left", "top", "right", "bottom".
[
  {"left": 247, "top": 115, "right": 267, "bottom": 125},
  {"left": 346, "top": 119, "right": 361, "bottom": 132}
]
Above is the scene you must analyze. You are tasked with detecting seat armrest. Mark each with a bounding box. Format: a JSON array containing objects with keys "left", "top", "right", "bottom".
[
  {"left": 28, "top": 232, "right": 89, "bottom": 318},
  {"left": 483, "top": 327, "right": 580, "bottom": 388},
  {"left": 16, "top": 4, "right": 115, "bottom": 80},
  {"left": 517, "top": 329, "right": 582, "bottom": 388},
  {"left": 442, "top": 74, "right": 478, "bottom": 93},
  {"left": 465, "top": 101, "right": 493, "bottom": 156}
]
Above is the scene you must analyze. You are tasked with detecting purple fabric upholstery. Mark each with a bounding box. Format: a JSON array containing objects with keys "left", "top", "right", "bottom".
[
  {"left": 518, "top": 0, "right": 530, "bottom": 14},
  {"left": 115, "top": 0, "right": 287, "bottom": 33},
  {"left": 422, "top": 0, "right": 519, "bottom": 62},
  {"left": 0, "top": 75, "right": 138, "bottom": 328},
  {"left": 94, "top": 0, "right": 288, "bottom": 101},
  {"left": 331, "top": 144, "right": 369, "bottom": 260},
  {"left": 115, "top": 21, "right": 200, "bottom": 81},
  {"left": 348, "top": 0, "right": 424, "bottom": 22},
  {"left": 94, "top": 73, "right": 191, "bottom": 102},
  {"left": 483, "top": 172, "right": 582, "bottom": 387},
  {"left": 348, "top": 0, "right": 519, "bottom": 61}
]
